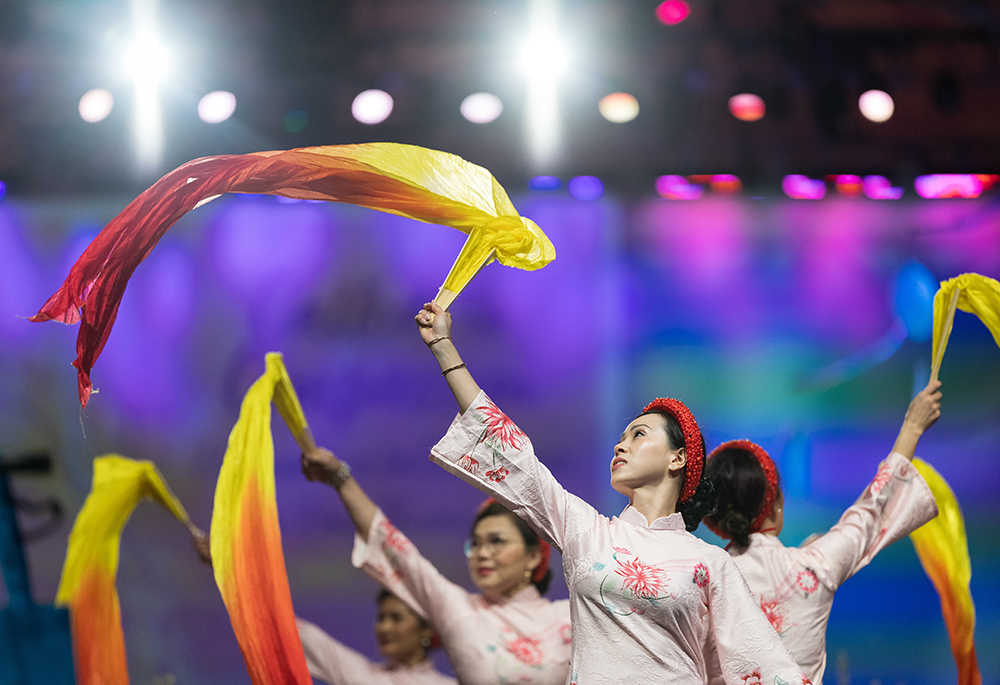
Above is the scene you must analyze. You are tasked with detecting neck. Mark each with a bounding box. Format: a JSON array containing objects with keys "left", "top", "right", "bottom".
[
  {"left": 394, "top": 651, "right": 428, "bottom": 668},
  {"left": 628, "top": 484, "right": 680, "bottom": 526}
]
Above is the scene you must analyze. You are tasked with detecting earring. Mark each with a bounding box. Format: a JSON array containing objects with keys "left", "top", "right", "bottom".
[{"left": 420, "top": 636, "right": 432, "bottom": 648}]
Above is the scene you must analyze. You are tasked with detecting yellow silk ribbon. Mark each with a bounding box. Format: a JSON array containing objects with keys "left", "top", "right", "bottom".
[
  {"left": 210, "top": 353, "right": 312, "bottom": 685},
  {"left": 56, "top": 456, "right": 192, "bottom": 685},
  {"left": 930, "top": 273, "right": 1000, "bottom": 381},
  {"left": 910, "top": 458, "right": 981, "bottom": 685}
]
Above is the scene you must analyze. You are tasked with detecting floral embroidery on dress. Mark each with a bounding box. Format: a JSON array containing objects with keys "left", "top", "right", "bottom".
[
  {"left": 870, "top": 464, "right": 893, "bottom": 495},
  {"left": 457, "top": 454, "right": 480, "bottom": 475},
  {"left": 612, "top": 546, "right": 632, "bottom": 555},
  {"left": 615, "top": 557, "right": 668, "bottom": 599},
  {"left": 505, "top": 635, "right": 543, "bottom": 667},
  {"left": 559, "top": 624, "right": 572, "bottom": 644},
  {"left": 759, "top": 597, "right": 788, "bottom": 634},
  {"left": 692, "top": 562, "right": 709, "bottom": 588},
  {"left": 485, "top": 467, "right": 510, "bottom": 482},
  {"left": 477, "top": 400, "right": 527, "bottom": 451},
  {"left": 380, "top": 520, "right": 411, "bottom": 554},
  {"left": 794, "top": 569, "right": 819, "bottom": 594},
  {"left": 740, "top": 668, "right": 762, "bottom": 685}
]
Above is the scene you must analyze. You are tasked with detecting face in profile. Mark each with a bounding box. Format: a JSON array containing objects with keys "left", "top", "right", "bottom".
[
  {"left": 611, "top": 413, "right": 686, "bottom": 497},
  {"left": 375, "top": 595, "right": 432, "bottom": 665},
  {"left": 466, "top": 514, "right": 540, "bottom": 599}
]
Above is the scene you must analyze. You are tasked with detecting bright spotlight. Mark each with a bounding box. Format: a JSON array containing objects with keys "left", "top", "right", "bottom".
[
  {"left": 198, "top": 91, "right": 237, "bottom": 123},
  {"left": 728, "top": 93, "right": 765, "bottom": 121},
  {"left": 519, "top": 34, "right": 569, "bottom": 79},
  {"left": 461, "top": 92, "right": 503, "bottom": 124},
  {"left": 123, "top": 39, "right": 171, "bottom": 84},
  {"left": 859, "top": 89, "right": 894, "bottom": 122},
  {"left": 352, "top": 89, "right": 394, "bottom": 125},
  {"left": 656, "top": 0, "right": 690, "bottom": 25},
  {"left": 79, "top": 88, "right": 114, "bottom": 123},
  {"left": 599, "top": 92, "right": 639, "bottom": 123}
]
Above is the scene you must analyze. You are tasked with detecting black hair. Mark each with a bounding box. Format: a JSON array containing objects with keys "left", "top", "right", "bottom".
[
  {"left": 471, "top": 501, "right": 552, "bottom": 595},
  {"left": 638, "top": 410, "right": 717, "bottom": 532},
  {"left": 702, "top": 447, "right": 778, "bottom": 548},
  {"left": 376, "top": 588, "right": 437, "bottom": 649}
]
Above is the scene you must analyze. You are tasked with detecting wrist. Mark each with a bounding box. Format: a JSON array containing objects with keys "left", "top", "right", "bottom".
[{"left": 326, "top": 460, "right": 352, "bottom": 489}]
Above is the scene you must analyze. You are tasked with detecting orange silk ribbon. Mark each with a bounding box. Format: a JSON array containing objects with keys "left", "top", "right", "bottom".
[
  {"left": 55, "top": 456, "right": 192, "bottom": 685},
  {"left": 211, "top": 352, "right": 312, "bottom": 685},
  {"left": 30, "top": 143, "right": 555, "bottom": 407},
  {"left": 910, "top": 458, "right": 981, "bottom": 685}
]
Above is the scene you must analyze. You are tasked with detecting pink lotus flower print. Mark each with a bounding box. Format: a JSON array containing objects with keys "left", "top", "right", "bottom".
[
  {"left": 478, "top": 401, "right": 526, "bottom": 451},
  {"left": 795, "top": 569, "right": 819, "bottom": 594},
  {"left": 457, "top": 454, "right": 480, "bottom": 475},
  {"left": 506, "top": 635, "right": 543, "bottom": 666},
  {"left": 692, "top": 562, "right": 709, "bottom": 588},
  {"left": 381, "top": 520, "right": 411, "bottom": 553},
  {"left": 740, "top": 668, "right": 762, "bottom": 685},
  {"left": 760, "top": 597, "right": 787, "bottom": 633},
  {"left": 615, "top": 557, "right": 667, "bottom": 599},
  {"left": 870, "top": 465, "right": 892, "bottom": 495},
  {"left": 485, "top": 467, "right": 509, "bottom": 482}
]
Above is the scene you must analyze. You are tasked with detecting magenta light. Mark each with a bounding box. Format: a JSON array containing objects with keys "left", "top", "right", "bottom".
[
  {"left": 914, "top": 174, "right": 984, "bottom": 199},
  {"left": 656, "top": 175, "right": 703, "bottom": 200},
  {"left": 656, "top": 0, "right": 690, "bottom": 25},
  {"left": 710, "top": 174, "right": 742, "bottom": 194},
  {"left": 834, "top": 175, "right": 863, "bottom": 197},
  {"left": 863, "top": 176, "right": 904, "bottom": 200},
  {"left": 781, "top": 175, "right": 826, "bottom": 200}
]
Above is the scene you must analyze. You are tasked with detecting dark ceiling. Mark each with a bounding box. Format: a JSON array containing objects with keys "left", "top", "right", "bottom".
[{"left": 2, "top": 0, "right": 1000, "bottom": 196}]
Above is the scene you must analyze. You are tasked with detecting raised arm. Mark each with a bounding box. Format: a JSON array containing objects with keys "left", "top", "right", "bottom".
[
  {"left": 415, "top": 302, "right": 480, "bottom": 414},
  {"left": 302, "top": 447, "right": 378, "bottom": 543},
  {"left": 890, "top": 380, "right": 943, "bottom": 460}
]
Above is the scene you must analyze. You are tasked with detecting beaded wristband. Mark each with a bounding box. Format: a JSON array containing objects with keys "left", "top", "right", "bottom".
[
  {"left": 427, "top": 336, "right": 452, "bottom": 347},
  {"left": 441, "top": 362, "right": 467, "bottom": 376},
  {"left": 330, "top": 460, "right": 352, "bottom": 489}
]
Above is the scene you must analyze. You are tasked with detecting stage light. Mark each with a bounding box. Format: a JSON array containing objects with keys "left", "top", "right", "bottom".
[
  {"left": 914, "top": 174, "right": 983, "bottom": 199},
  {"left": 529, "top": 176, "right": 561, "bottom": 191},
  {"left": 123, "top": 38, "right": 172, "bottom": 84},
  {"left": 656, "top": 175, "right": 702, "bottom": 200},
  {"left": 599, "top": 92, "right": 639, "bottom": 123},
  {"left": 460, "top": 92, "right": 503, "bottom": 124},
  {"left": 710, "top": 174, "right": 741, "bottom": 194},
  {"left": 568, "top": 176, "right": 604, "bottom": 201},
  {"left": 782, "top": 175, "right": 826, "bottom": 200},
  {"left": 521, "top": 0, "right": 568, "bottom": 169},
  {"left": 655, "top": 0, "right": 690, "bottom": 25},
  {"left": 518, "top": 33, "right": 569, "bottom": 80},
  {"left": 79, "top": 88, "right": 114, "bottom": 123},
  {"left": 728, "top": 93, "right": 765, "bottom": 121},
  {"left": 834, "top": 174, "right": 864, "bottom": 197},
  {"left": 863, "top": 176, "right": 903, "bottom": 200},
  {"left": 198, "top": 91, "right": 236, "bottom": 123},
  {"left": 859, "top": 89, "right": 894, "bottom": 122},
  {"left": 352, "top": 89, "right": 393, "bottom": 125}
]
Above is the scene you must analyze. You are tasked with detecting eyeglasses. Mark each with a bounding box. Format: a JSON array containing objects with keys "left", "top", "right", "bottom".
[{"left": 464, "top": 535, "right": 511, "bottom": 558}]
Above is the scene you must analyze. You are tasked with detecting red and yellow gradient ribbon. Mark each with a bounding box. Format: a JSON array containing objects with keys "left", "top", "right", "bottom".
[
  {"left": 211, "top": 352, "right": 313, "bottom": 685},
  {"left": 910, "top": 458, "right": 981, "bottom": 685},
  {"left": 930, "top": 273, "right": 1000, "bottom": 383},
  {"left": 56, "top": 456, "right": 193, "bottom": 685},
  {"left": 30, "top": 143, "right": 555, "bottom": 407}
]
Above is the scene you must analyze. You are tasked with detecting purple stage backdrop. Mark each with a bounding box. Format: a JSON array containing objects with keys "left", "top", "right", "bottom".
[{"left": 0, "top": 191, "right": 998, "bottom": 684}]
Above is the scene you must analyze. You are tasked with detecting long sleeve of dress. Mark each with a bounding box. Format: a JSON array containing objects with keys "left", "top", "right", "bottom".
[
  {"left": 297, "top": 617, "right": 384, "bottom": 685},
  {"left": 706, "top": 554, "right": 811, "bottom": 685},
  {"left": 429, "top": 390, "right": 600, "bottom": 553},
  {"left": 351, "top": 508, "right": 471, "bottom": 636},
  {"left": 805, "top": 451, "right": 938, "bottom": 591}
]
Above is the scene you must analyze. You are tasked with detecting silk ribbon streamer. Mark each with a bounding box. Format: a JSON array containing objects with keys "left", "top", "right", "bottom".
[
  {"left": 56, "top": 456, "right": 192, "bottom": 685},
  {"left": 910, "top": 458, "right": 980, "bottom": 685},
  {"left": 30, "top": 143, "right": 556, "bottom": 407},
  {"left": 930, "top": 273, "right": 1000, "bottom": 382},
  {"left": 211, "top": 352, "right": 312, "bottom": 685}
]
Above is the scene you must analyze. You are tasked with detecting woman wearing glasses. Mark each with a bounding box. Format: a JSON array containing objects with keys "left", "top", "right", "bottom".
[{"left": 301, "top": 446, "right": 571, "bottom": 685}]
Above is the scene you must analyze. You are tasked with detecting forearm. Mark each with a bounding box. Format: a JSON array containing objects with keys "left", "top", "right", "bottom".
[
  {"left": 335, "top": 477, "right": 378, "bottom": 542},
  {"left": 429, "top": 339, "right": 481, "bottom": 414},
  {"left": 890, "top": 422, "right": 923, "bottom": 461}
]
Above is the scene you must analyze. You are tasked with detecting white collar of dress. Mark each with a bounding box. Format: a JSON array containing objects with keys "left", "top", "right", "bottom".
[{"left": 619, "top": 506, "right": 686, "bottom": 531}]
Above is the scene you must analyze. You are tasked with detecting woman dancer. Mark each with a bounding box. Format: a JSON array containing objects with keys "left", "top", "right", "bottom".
[
  {"left": 300, "top": 445, "right": 571, "bottom": 685},
  {"left": 193, "top": 532, "right": 456, "bottom": 685},
  {"left": 702, "top": 381, "right": 942, "bottom": 684},
  {"left": 415, "top": 302, "right": 810, "bottom": 685}
]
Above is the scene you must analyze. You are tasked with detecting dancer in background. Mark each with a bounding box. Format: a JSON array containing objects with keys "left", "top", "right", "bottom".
[
  {"left": 703, "top": 381, "right": 942, "bottom": 684},
  {"left": 415, "top": 302, "right": 810, "bottom": 685},
  {"left": 300, "top": 445, "right": 571, "bottom": 685},
  {"left": 193, "top": 533, "right": 455, "bottom": 685}
]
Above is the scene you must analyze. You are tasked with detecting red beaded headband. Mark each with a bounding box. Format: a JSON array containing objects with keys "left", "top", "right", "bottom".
[
  {"left": 641, "top": 397, "right": 704, "bottom": 504},
  {"left": 705, "top": 439, "right": 778, "bottom": 539},
  {"left": 476, "top": 497, "right": 550, "bottom": 583}
]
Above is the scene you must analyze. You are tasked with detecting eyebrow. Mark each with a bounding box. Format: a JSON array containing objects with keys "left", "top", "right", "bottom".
[{"left": 618, "top": 423, "right": 652, "bottom": 441}]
